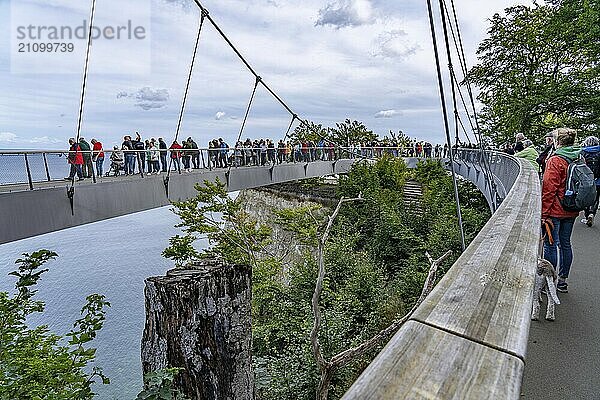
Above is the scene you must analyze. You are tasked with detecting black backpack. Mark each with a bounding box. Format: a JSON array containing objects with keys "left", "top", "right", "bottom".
[
  {"left": 582, "top": 150, "right": 600, "bottom": 179},
  {"left": 556, "top": 155, "right": 596, "bottom": 212}
]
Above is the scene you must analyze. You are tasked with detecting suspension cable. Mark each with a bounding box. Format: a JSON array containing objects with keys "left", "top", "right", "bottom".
[
  {"left": 66, "top": 0, "right": 97, "bottom": 198},
  {"left": 444, "top": 0, "right": 500, "bottom": 208},
  {"left": 191, "top": 1, "right": 297, "bottom": 118},
  {"left": 165, "top": 10, "right": 207, "bottom": 191},
  {"left": 227, "top": 76, "right": 261, "bottom": 175},
  {"left": 427, "top": 0, "right": 466, "bottom": 251},
  {"left": 282, "top": 114, "right": 298, "bottom": 142},
  {"left": 75, "top": 0, "right": 97, "bottom": 145}
]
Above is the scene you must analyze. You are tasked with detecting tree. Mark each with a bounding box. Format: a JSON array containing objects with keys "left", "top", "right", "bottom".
[
  {"left": 162, "top": 157, "right": 490, "bottom": 400},
  {"left": 467, "top": 1, "right": 600, "bottom": 145},
  {"left": 0, "top": 250, "right": 110, "bottom": 399},
  {"left": 290, "top": 121, "right": 329, "bottom": 143},
  {"left": 329, "top": 119, "right": 378, "bottom": 146}
]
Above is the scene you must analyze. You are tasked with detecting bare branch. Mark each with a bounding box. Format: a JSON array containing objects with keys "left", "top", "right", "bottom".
[
  {"left": 329, "top": 250, "right": 452, "bottom": 368},
  {"left": 310, "top": 195, "right": 363, "bottom": 372}
]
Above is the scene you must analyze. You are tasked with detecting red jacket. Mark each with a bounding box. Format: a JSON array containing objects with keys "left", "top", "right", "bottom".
[
  {"left": 169, "top": 143, "right": 182, "bottom": 159},
  {"left": 93, "top": 141, "right": 104, "bottom": 159},
  {"left": 68, "top": 143, "right": 83, "bottom": 165},
  {"left": 541, "top": 155, "right": 579, "bottom": 219}
]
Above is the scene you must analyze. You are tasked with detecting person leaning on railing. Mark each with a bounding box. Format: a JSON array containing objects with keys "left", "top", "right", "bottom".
[
  {"left": 64, "top": 138, "right": 84, "bottom": 181},
  {"left": 91, "top": 138, "right": 104, "bottom": 177}
]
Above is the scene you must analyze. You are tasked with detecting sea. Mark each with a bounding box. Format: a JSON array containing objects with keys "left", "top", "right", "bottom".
[
  {"left": 0, "top": 151, "right": 82, "bottom": 185},
  {"left": 0, "top": 203, "right": 210, "bottom": 399}
]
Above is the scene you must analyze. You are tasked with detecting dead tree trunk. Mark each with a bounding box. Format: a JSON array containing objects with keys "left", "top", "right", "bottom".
[{"left": 141, "top": 261, "right": 253, "bottom": 400}]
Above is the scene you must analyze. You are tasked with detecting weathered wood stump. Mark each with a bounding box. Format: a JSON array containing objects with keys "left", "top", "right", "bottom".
[{"left": 141, "top": 261, "right": 253, "bottom": 400}]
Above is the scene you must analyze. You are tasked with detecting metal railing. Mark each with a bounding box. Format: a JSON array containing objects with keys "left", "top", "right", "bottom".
[{"left": 0, "top": 146, "right": 450, "bottom": 189}]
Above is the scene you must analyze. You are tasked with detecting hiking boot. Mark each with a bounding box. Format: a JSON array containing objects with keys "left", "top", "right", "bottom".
[
  {"left": 587, "top": 214, "right": 594, "bottom": 227},
  {"left": 557, "top": 281, "right": 568, "bottom": 293}
]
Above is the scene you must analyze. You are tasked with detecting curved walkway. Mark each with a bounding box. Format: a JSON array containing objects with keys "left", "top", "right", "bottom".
[{"left": 521, "top": 216, "right": 600, "bottom": 399}]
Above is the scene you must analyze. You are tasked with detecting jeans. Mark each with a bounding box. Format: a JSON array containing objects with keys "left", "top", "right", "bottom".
[
  {"left": 69, "top": 164, "right": 83, "bottom": 179},
  {"left": 171, "top": 158, "right": 181, "bottom": 173},
  {"left": 125, "top": 154, "right": 135, "bottom": 175},
  {"left": 95, "top": 157, "right": 104, "bottom": 177},
  {"left": 160, "top": 154, "right": 168, "bottom": 172},
  {"left": 543, "top": 217, "right": 575, "bottom": 278}
]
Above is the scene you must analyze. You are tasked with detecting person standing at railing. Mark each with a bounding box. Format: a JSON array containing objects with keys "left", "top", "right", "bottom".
[
  {"left": 169, "top": 140, "right": 182, "bottom": 174},
  {"left": 186, "top": 137, "right": 199, "bottom": 169},
  {"left": 79, "top": 137, "right": 93, "bottom": 178},
  {"left": 158, "top": 138, "right": 168, "bottom": 172},
  {"left": 133, "top": 132, "right": 146, "bottom": 174},
  {"left": 218, "top": 138, "right": 229, "bottom": 168},
  {"left": 182, "top": 138, "right": 193, "bottom": 173},
  {"left": 515, "top": 139, "right": 540, "bottom": 171},
  {"left": 64, "top": 138, "right": 84, "bottom": 181},
  {"left": 541, "top": 128, "right": 580, "bottom": 293},
  {"left": 149, "top": 139, "right": 160, "bottom": 174},
  {"left": 145, "top": 140, "right": 153, "bottom": 173},
  {"left": 122, "top": 135, "right": 135, "bottom": 175},
  {"left": 91, "top": 138, "right": 104, "bottom": 177}
]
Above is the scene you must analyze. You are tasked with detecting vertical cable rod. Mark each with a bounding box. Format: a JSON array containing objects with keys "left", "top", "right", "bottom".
[{"left": 426, "top": 0, "right": 466, "bottom": 251}]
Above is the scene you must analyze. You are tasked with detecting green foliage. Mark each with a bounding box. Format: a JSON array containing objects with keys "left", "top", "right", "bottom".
[
  {"left": 163, "top": 177, "right": 273, "bottom": 268},
  {"left": 468, "top": 0, "right": 600, "bottom": 144},
  {"left": 291, "top": 121, "right": 328, "bottom": 142},
  {"left": 328, "top": 119, "right": 378, "bottom": 146},
  {"left": 290, "top": 119, "right": 378, "bottom": 146},
  {"left": 137, "top": 368, "right": 188, "bottom": 400},
  {"left": 0, "top": 250, "right": 110, "bottom": 400},
  {"left": 163, "top": 158, "right": 490, "bottom": 400}
]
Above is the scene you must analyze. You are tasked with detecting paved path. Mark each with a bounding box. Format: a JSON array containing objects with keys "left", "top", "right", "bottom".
[{"left": 521, "top": 215, "right": 600, "bottom": 399}]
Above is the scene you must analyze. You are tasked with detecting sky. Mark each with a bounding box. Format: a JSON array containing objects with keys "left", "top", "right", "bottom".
[{"left": 0, "top": 0, "right": 534, "bottom": 149}]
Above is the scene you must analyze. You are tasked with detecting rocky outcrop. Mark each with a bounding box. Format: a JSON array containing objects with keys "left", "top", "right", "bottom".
[{"left": 141, "top": 262, "right": 253, "bottom": 400}]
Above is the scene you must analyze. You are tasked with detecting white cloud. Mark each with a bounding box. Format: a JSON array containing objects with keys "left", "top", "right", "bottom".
[
  {"left": 372, "top": 29, "right": 420, "bottom": 59},
  {"left": 117, "top": 87, "right": 170, "bottom": 111},
  {"left": 315, "top": 0, "right": 376, "bottom": 29},
  {"left": 215, "top": 111, "right": 226, "bottom": 120},
  {"left": 29, "top": 136, "right": 62, "bottom": 144},
  {"left": 0, "top": 132, "right": 17, "bottom": 142},
  {"left": 375, "top": 110, "right": 400, "bottom": 118}
]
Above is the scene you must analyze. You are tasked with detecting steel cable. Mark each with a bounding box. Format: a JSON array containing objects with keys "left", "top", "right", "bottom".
[{"left": 165, "top": 10, "right": 207, "bottom": 192}]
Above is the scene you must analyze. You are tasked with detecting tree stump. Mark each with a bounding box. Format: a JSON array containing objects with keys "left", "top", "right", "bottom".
[{"left": 141, "top": 261, "right": 253, "bottom": 400}]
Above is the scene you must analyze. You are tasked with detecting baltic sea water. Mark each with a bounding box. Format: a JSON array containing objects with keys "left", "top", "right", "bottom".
[{"left": 0, "top": 206, "right": 207, "bottom": 399}]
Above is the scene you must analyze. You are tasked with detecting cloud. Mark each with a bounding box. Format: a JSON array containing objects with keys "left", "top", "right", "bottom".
[
  {"left": 0, "top": 132, "right": 17, "bottom": 142},
  {"left": 117, "top": 87, "right": 170, "bottom": 111},
  {"left": 315, "top": 0, "right": 376, "bottom": 29},
  {"left": 372, "top": 29, "right": 420, "bottom": 59},
  {"left": 0, "top": 132, "right": 61, "bottom": 146},
  {"left": 29, "top": 136, "right": 62, "bottom": 144},
  {"left": 374, "top": 109, "right": 401, "bottom": 118},
  {"left": 215, "top": 111, "right": 226, "bottom": 120}
]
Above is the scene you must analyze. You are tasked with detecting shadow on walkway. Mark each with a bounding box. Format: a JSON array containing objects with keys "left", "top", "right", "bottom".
[{"left": 521, "top": 214, "right": 600, "bottom": 399}]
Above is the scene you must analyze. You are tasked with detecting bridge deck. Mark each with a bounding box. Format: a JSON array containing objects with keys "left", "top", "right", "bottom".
[{"left": 521, "top": 218, "right": 600, "bottom": 399}]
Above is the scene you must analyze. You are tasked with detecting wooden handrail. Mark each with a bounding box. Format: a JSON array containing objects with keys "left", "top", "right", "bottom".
[{"left": 343, "top": 156, "right": 541, "bottom": 399}]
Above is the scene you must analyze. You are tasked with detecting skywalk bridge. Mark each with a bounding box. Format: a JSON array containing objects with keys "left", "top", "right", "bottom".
[
  {"left": 0, "top": 0, "right": 549, "bottom": 396},
  {"left": 0, "top": 147, "right": 541, "bottom": 398}
]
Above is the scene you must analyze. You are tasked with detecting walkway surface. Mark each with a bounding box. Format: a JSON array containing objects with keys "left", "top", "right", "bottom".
[{"left": 521, "top": 215, "right": 600, "bottom": 399}]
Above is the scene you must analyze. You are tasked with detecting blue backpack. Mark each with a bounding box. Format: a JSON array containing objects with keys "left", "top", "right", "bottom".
[{"left": 557, "top": 155, "right": 596, "bottom": 211}]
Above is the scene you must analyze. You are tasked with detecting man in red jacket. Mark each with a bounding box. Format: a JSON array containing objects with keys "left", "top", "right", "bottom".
[
  {"left": 65, "top": 137, "right": 84, "bottom": 181},
  {"left": 541, "top": 128, "right": 580, "bottom": 293}
]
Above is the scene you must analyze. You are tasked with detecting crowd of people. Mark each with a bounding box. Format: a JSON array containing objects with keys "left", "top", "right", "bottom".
[
  {"left": 64, "top": 134, "right": 451, "bottom": 180},
  {"left": 500, "top": 129, "right": 600, "bottom": 295}
]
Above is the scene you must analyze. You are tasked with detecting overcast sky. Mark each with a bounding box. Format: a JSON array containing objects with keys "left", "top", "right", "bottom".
[{"left": 0, "top": 0, "right": 533, "bottom": 149}]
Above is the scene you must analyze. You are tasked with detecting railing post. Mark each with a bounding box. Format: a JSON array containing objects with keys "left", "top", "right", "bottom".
[
  {"left": 42, "top": 153, "right": 51, "bottom": 181},
  {"left": 24, "top": 154, "right": 34, "bottom": 190}
]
